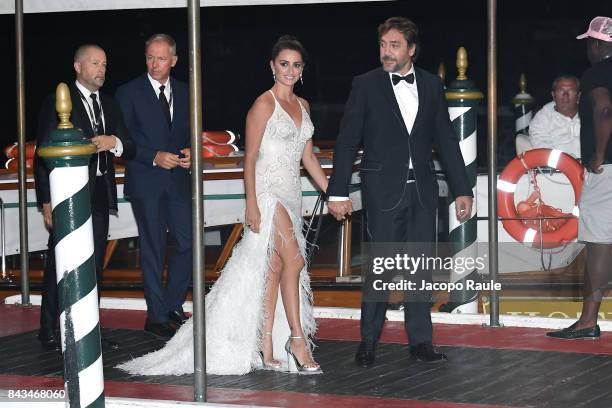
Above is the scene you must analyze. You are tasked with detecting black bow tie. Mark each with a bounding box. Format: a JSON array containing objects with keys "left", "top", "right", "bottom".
[{"left": 392, "top": 73, "right": 414, "bottom": 86}]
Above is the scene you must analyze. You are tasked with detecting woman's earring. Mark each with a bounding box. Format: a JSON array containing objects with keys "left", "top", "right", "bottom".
[
  {"left": 300, "top": 74, "right": 303, "bottom": 85},
  {"left": 272, "top": 71, "right": 276, "bottom": 82}
]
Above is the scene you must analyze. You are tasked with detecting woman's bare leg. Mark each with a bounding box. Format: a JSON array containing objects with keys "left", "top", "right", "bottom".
[
  {"left": 261, "top": 251, "right": 282, "bottom": 366},
  {"left": 273, "top": 204, "right": 317, "bottom": 368}
]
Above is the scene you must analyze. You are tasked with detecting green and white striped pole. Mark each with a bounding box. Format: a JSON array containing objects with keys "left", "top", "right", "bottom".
[
  {"left": 441, "top": 48, "right": 483, "bottom": 314},
  {"left": 37, "top": 83, "right": 104, "bottom": 408},
  {"left": 512, "top": 73, "right": 535, "bottom": 137}
]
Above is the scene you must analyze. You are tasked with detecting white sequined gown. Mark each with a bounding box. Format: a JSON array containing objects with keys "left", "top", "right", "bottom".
[{"left": 117, "top": 90, "right": 316, "bottom": 375}]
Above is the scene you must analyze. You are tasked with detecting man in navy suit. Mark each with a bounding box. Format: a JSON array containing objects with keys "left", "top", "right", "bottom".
[
  {"left": 327, "top": 17, "right": 473, "bottom": 366},
  {"left": 116, "top": 34, "right": 192, "bottom": 339},
  {"left": 35, "top": 44, "right": 136, "bottom": 351}
]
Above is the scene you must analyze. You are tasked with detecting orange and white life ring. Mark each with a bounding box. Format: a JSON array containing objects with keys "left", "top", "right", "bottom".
[
  {"left": 202, "top": 130, "right": 239, "bottom": 145},
  {"left": 201, "top": 144, "right": 239, "bottom": 158},
  {"left": 497, "top": 148, "right": 584, "bottom": 248},
  {"left": 4, "top": 141, "right": 36, "bottom": 160}
]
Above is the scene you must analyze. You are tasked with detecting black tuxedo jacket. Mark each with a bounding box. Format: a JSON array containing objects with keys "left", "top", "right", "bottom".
[
  {"left": 328, "top": 66, "right": 472, "bottom": 211},
  {"left": 34, "top": 83, "right": 136, "bottom": 211}
]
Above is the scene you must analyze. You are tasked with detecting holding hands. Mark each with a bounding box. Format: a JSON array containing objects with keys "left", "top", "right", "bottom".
[{"left": 328, "top": 199, "right": 353, "bottom": 221}]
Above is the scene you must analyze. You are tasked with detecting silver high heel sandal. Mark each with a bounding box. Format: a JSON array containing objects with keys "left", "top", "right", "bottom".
[
  {"left": 285, "top": 335, "right": 322, "bottom": 375},
  {"left": 259, "top": 332, "right": 283, "bottom": 371}
]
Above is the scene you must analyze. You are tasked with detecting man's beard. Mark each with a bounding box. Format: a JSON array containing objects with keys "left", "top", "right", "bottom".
[{"left": 381, "top": 56, "right": 407, "bottom": 73}]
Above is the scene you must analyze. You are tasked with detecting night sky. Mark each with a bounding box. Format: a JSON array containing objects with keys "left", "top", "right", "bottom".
[{"left": 1, "top": 0, "right": 611, "bottom": 167}]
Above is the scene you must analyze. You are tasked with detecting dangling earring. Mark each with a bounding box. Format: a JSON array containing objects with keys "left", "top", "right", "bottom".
[
  {"left": 272, "top": 71, "right": 277, "bottom": 82},
  {"left": 300, "top": 74, "right": 303, "bottom": 85}
]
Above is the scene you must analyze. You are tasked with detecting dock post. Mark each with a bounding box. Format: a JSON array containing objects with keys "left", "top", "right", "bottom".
[
  {"left": 37, "top": 83, "right": 104, "bottom": 408},
  {"left": 512, "top": 73, "right": 535, "bottom": 137},
  {"left": 442, "top": 47, "right": 483, "bottom": 313}
]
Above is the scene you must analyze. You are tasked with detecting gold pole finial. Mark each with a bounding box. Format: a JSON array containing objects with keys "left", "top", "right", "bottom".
[
  {"left": 56, "top": 82, "right": 73, "bottom": 129},
  {"left": 519, "top": 73, "right": 527, "bottom": 93},
  {"left": 437, "top": 63, "right": 446, "bottom": 83},
  {"left": 456, "top": 47, "right": 468, "bottom": 81}
]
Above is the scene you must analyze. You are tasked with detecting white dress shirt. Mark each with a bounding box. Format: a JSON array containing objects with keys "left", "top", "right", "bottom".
[
  {"left": 329, "top": 65, "right": 418, "bottom": 202},
  {"left": 528, "top": 101, "right": 581, "bottom": 158},
  {"left": 75, "top": 80, "right": 123, "bottom": 175},
  {"left": 391, "top": 65, "right": 419, "bottom": 137}
]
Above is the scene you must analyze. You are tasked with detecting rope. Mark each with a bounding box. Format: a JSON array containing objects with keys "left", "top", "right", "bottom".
[{"left": 521, "top": 166, "right": 570, "bottom": 271}]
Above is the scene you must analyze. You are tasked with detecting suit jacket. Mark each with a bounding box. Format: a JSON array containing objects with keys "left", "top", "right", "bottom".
[
  {"left": 327, "top": 66, "right": 472, "bottom": 212},
  {"left": 34, "top": 83, "right": 136, "bottom": 211},
  {"left": 115, "top": 74, "right": 191, "bottom": 201}
]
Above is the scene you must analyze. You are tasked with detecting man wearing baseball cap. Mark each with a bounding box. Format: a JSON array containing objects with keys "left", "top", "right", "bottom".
[{"left": 548, "top": 16, "right": 612, "bottom": 340}]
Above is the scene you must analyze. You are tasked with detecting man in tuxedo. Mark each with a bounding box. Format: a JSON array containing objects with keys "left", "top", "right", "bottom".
[
  {"left": 116, "top": 34, "right": 192, "bottom": 339},
  {"left": 327, "top": 17, "right": 473, "bottom": 366},
  {"left": 34, "top": 44, "right": 136, "bottom": 351}
]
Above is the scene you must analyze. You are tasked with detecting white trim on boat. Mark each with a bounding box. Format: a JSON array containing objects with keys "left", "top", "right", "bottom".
[{"left": 5, "top": 295, "right": 612, "bottom": 331}]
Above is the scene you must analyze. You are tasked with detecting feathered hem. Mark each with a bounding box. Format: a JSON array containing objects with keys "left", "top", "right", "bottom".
[{"left": 116, "top": 194, "right": 315, "bottom": 376}]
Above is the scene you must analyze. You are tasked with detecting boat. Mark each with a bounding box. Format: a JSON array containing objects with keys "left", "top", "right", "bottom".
[{"left": 1, "top": 1, "right": 610, "bottom": 407}]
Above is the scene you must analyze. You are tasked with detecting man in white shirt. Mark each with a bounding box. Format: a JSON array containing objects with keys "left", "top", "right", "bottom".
[{"left": 529, "top": 75, "right": 581, "bottom": 158}]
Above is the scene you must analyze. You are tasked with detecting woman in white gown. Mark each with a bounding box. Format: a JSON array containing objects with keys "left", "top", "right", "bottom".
[{"left": 117, "top": 35, "right": 329, "bottom": 376}]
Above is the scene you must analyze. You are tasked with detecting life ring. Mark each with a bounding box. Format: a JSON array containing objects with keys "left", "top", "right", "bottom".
[
  {"left": 4, "top": 141, "right": 36, "bottom": 160},
  {"left": 497, "top": 148, "right": 584, "bottom": 248},
  {"left": 201, "top": 143, "right": 238, "bottom": 158},
  {"left": 202, "top": 130, "right": 239, "bottom": 145}
]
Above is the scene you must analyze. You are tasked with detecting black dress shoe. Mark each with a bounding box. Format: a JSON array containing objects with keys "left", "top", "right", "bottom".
[
  {"left": 410, "top": 343, "right": 447, "bottom": 363},
  {"left": 102, "top": 338, "right": 120, "bottom": 351},
  {"left": 144, "top": 320, "right": 176, "bottom": 340},
  {"left": 38, "top": 329, "right": 61, "bottom": 352},
  {"left": 168, "top": 309, "right": 189, "bottom": 327},
  {"left": 546, "top": 323, "right": 600, "bottom": 340},
  {"left": 355, "top": 341, "right": 376, "bottom": 368}
]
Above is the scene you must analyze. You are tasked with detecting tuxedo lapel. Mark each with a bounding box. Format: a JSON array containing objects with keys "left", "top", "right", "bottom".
[
  {"left": 69, "top": 86, "right": 101, "bottom": 194},
  {"left": 411, "top": 67, "right": 426, "bottom": 137},
  {"left": 69, "top": 86, "right": 95, "bottom": 138},
  {"left": 142, "top": 74, "right": 158, "bottom": 102},
  {"left": 377, "top": 69, "right": 411, "bottom": 138}
]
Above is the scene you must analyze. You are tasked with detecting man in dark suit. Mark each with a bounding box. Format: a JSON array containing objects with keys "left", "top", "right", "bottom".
[
  {"left": 34, "top": 44, "right": 136, "bottom": 351},
  {"left": 116, "top": 34, "right": 192, "bottom": 339},
  {"left": 327, "top": 17, "right": 473, "bottom": 366}
]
